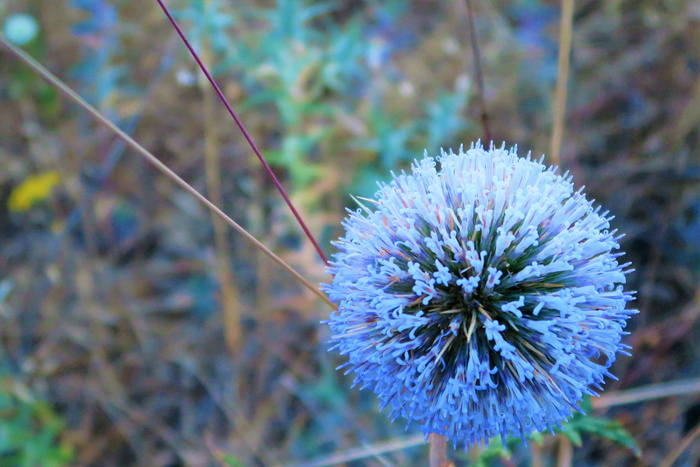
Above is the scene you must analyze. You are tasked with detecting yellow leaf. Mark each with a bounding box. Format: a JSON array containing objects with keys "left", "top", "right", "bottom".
[{"left": 8, "top": 171, "right": 60, "bottom": 213}]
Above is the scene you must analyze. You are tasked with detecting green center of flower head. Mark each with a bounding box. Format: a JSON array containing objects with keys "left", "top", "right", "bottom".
[{"left": 324, "top": 143, "right": 636, "bottom": 448}]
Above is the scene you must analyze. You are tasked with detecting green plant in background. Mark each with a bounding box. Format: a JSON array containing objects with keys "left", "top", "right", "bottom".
[
  {"left": 0, "top": 376, "right": 74, "bottom": 467},
  {"left": 173, "top": 0, "right": 474, "bottom": 203},
  {"left": 0, "top": 271, "right": 72, "bottom": 467},
  {"left": 557, "top": 396, "right": 640, "bottom": 456},
  {"left": 235, "top": 0, "right": 373, "bottom": 193},
  {"left": 173, "top": 0, "right": 235, "bottom": 60}
]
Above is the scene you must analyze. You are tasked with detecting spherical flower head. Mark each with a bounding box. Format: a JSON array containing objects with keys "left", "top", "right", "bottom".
[{"left": 323, "top": 143, "right": 636, "bottom": 448}]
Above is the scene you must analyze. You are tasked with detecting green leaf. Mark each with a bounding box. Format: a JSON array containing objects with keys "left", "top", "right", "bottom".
[{"left": 558, "top": 396, "right": 641, "bottom": 456}]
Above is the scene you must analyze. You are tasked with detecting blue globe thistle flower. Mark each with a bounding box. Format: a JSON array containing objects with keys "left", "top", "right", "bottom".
[{"left": 324, "top": 143, "right": 636, "bottom": 448}]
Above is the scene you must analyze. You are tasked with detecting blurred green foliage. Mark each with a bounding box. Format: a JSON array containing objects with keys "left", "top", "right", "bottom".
[
  {"left": 558, "top": 396, "right": 640, "bottom": 457},
  {"left": 171, "top": 0, "right": 472, "bottom": 201},
  {"left": 0, "top": 376, "right": 74, "bottom": 467}
]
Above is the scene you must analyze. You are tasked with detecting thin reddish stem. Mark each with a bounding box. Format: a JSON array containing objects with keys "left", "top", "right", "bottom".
[{"left": 154, "top": 0, "right": 329, "bottom": 266}]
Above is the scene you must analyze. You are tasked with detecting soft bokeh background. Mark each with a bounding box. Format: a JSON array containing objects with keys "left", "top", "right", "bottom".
[{"left": 0, "top": 0, "right": 699, "bottom": 465}]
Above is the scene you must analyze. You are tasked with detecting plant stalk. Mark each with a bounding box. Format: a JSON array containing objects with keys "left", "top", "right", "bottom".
[
  {"left": 429, "top": 433, "right": 448, "bottom": 467},
  {"left": 550, "top": 0, "right": 575, "bottom": 165}
]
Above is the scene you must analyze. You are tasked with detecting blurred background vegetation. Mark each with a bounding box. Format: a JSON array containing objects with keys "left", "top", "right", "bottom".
[{"left": 0, "top": 0, "right": 699, "bottom": 465}]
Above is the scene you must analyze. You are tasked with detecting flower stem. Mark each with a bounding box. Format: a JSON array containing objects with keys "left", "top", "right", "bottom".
[
  {"left": 556, "top": 437, "right": 573, "bottom": 467},
  {"left": 154, "top": 0, "right": 329, "bottom": 266},
  {"left": 429, "top": 433, "right": 448, "bottom": 467}
]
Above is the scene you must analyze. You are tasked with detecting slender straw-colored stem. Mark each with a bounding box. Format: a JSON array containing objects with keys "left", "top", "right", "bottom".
[
  {"left": 198, "top": 8, "right": 244, "bottom": 353},
  {"left": 550, "top": 0, "right": 575, "bottom": 165},
  {"left": 153, "top": 0, "right": 329, "bottom": 266},
  {"left": 0, "top": 34, "right": 335, "bottom": 310},
  {"left": 429, "top": 433, "right": 448, "bottom": 467},
  {"left": 551, "top": 4, "right": 576, "bottom": 462},
  {"left": 551, "top": 6, "right": 577, "bottom": 464},
  {"left": 556, "top": 437, "right": 573, "bottom": 467},
  {"left": 530, "top": 442, "right": 545, "bottom": 467},
  {"left": 464, "top": 0, "right": 491, "bottom": 144}
]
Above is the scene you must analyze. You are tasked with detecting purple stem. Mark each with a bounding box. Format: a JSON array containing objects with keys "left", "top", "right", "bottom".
[{"left": 154, "top": 0, "right": 329, "bottom": 266}]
